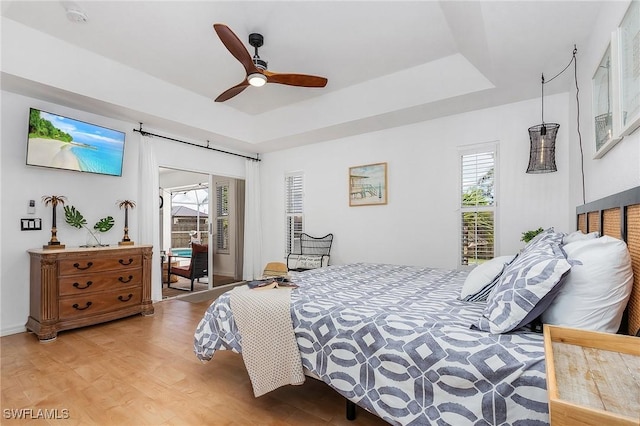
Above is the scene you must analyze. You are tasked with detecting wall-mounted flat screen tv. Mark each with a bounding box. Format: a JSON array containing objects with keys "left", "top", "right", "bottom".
[{"left": 26, "top": 108, "right": 125, "bottom": 177}]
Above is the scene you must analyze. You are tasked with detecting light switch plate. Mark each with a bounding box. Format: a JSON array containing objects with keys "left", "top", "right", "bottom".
[{"left": 21, "top": 218, "right": 42, "bottom": 231}]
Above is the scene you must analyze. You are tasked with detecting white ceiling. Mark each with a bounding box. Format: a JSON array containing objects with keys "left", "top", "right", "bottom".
[{"left": 1, "top": 1, "right": 611, "bottom": 153}]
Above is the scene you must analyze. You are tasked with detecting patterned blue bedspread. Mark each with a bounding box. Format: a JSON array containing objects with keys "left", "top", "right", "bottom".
[{"left": 194, "top": 263, "right": 549, "bottom": 425}]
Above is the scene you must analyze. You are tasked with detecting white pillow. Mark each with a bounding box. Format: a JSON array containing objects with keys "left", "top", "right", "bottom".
[
  {"left": 541, "top": 236, "right": 633, "bottom": 333},
  {"left": 460, "top": 255, "right": 516, "bottom": 300},
  {"left": 562, "top": 230, "right": 599, "bottom": 245},
  {"left": 296, "top": 255, "right": 323, "bottom": 269}
]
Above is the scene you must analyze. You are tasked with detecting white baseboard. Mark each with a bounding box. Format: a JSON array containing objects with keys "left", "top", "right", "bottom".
[{"left": 1, "top": 324, "right": 27, "bottom": 337}]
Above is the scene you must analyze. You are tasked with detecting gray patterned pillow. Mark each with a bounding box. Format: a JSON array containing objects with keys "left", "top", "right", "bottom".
[{"left": 475, "top": 240, "right": 571, "bottom": 333}]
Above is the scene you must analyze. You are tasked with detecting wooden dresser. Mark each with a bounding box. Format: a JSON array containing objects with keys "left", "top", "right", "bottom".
[{"left": 27, "top": 245, "right": 154, "bottom": 341}]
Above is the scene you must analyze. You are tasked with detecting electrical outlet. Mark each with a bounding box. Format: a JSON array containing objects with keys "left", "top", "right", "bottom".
[{"left": 28, "top": 199, "right": 36, "bottom": 214}]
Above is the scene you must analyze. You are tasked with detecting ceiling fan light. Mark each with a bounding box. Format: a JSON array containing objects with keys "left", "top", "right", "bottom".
[{"left": 248, "top": 73, "right": 267, "bottom": 87}]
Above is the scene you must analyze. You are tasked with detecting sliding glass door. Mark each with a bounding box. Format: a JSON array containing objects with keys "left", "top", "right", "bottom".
[{"left": 159, "top": 167, "right": 244, "bottom": 296}]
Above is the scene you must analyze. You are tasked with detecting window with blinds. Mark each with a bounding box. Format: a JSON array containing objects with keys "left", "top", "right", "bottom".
[
  {"left": 460, "top": 148, "right": 496, "bottom": 266},
  {"left": 216, "top": 182, "right": 229, "bottom": 253},
  {"left": 285, "top": 173, "right": 304, "bottom": 256}
]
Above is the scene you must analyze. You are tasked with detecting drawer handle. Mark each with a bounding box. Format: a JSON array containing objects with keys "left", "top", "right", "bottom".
[
  {"left": 118, "top": 275, "right": 134, "bottom": 283},
  {"left": 119, "top": 258, "right": 134, "bottom": 266},
  {"left": 72, "top": 302, "right": 92, "bottom": 311},
  {"left": 118, "top": 294, "right": 133, "bottom": 302},
  {"left": 72, "top": 281, "right": 93, "bottom": 290},
  {"left": 73, "top": 262, "right": 93, "bottom": 270}
]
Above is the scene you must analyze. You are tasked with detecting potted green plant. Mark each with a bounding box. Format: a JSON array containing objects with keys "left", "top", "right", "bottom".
[
  {"left": 63, "top": 205, "right": 114, "bottom": 247},
  {"left": 521, "top": 227, "right": 544, "bottom": 243}
]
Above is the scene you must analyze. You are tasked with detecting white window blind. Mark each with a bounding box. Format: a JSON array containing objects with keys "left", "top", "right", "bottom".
[
  {"left": 216, "top": 182, "right": 229, "bottom": 253},
  {"left": 285, "top": 173, "right": 304, "bottom": 256},
  {"left": 460, "top": 149, "right": 496, "bottom": 266}
]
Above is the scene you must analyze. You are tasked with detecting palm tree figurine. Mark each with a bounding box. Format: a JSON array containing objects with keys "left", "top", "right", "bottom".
[
  {"left": 117, "top": 200, "right": 136, "bottom": 246},
  {"left": 42, "top": 195, "right": 67, "bottom": 249}
]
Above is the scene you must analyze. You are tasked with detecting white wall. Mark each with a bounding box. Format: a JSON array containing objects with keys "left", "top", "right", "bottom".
[
  {"left": 0, "top": 91, "right": 245, "bottom": 336},
  {"left": 260, "top": 94, "right": 572, "bottom": 270},
  {"left": 569, "top": 0, "right": 639, "bottom": 205}
]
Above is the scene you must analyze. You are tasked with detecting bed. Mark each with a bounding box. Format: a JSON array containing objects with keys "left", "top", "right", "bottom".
[{"left": 194, "top": 187, "right": 640, "bottom": 426}]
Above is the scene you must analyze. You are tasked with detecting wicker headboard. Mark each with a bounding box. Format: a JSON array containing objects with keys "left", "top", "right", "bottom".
[{"left": 576, "top": 186, "right": 640, "bottom": 336}]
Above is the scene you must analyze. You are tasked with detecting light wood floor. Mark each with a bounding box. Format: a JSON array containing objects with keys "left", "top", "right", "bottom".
[
  {"left": 162, "top": 275, "right": 238, "bottom": 299},
  {"left": 1, "top": 298, "right": 389, "bottom": 425}
]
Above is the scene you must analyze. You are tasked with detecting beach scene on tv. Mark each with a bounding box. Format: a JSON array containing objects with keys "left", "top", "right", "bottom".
[{"left": 26, "top": 109, "right": 125, "bottom": 176}]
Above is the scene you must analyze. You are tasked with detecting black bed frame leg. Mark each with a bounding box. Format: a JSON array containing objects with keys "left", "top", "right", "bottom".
[{"left": 346, "top": 399, "right": 356, "bottom": 421}]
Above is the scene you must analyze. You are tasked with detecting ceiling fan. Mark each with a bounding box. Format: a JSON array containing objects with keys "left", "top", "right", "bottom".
[{"left": 213, "top": 23, "right": 328, "bottom": 102}]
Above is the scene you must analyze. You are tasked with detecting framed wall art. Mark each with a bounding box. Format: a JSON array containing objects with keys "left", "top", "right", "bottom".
[
  {"left": 618, "top": 0, "right": 640, "bottom": 137},
  {"left": 592, "top": 43, "right": 622, "bottom": 158},
  {"left": 349, "top": 162, "right": 387, "bottom": 206}
]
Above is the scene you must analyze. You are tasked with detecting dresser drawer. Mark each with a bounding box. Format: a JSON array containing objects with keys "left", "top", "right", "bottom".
[
  {"left": 59, "top": 270, "right": 142, "bottom": 296},
  {"left": 59, "top": 288, "right": 142, "bottom": 320},
  {"left": 58, "top": 254, "right": 142, "bottom": 276}
]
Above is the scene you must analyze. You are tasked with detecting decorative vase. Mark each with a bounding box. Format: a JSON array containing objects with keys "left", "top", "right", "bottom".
[{"left": 86, "top": 230, "right": 102, "bottom": 247}]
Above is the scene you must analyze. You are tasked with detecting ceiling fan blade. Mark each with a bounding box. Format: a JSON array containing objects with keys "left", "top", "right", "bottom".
[
  {"left": 213, "top": 23, "right": 258, "bottom": 75},
  {"left": 215, "top": 80, "right": 250, "bottom": 102},
  {"left": 264, "top": 70, "right": 328, "bottom": 88}
]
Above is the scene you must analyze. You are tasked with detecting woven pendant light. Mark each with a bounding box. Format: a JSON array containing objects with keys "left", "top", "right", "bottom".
[
  {"left": 527, "top": 73, "right": 559, "bottom": 173},
  {"left": 527, "top": 123, "right": 559, "bottom": 173}
]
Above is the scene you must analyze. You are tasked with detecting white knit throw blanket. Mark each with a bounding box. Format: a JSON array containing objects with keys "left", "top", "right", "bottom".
[{"left": 229, "top": 285, "right": 305, "bottom": 397}]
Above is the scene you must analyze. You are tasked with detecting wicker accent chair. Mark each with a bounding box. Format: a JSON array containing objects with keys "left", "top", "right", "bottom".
[
  {"left": 286, "top": 233, "right": 333, "bottom": 271},
  {"left": 168, "top": 243, "right": 208, "bottom": 291}
]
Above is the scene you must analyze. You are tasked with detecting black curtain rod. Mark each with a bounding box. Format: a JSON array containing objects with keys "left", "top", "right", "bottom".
[{"left": 133, "top": 124, "right": 260, "bottom": 162}]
